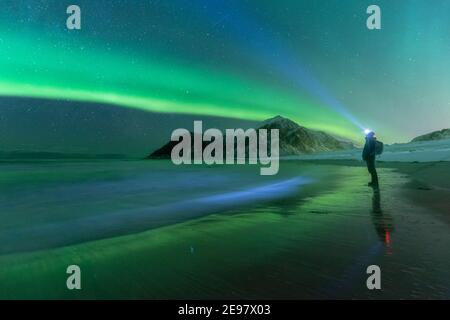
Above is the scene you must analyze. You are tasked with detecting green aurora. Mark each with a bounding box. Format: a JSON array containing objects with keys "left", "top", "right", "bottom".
[
  {"left": 1, "top": 0, "right": 450, "bottom": 147},
  {"left": 0, "top": 31, "right": 359, "bottom": 141}
]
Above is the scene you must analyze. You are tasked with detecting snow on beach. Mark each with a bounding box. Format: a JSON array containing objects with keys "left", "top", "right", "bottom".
[{"left": 285, "top": 138, "right": 450, "bottom": 162}]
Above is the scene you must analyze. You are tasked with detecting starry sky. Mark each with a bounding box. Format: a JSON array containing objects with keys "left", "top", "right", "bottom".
[{"left": 0, "top": 0, "right": 449, "bottom": 156}]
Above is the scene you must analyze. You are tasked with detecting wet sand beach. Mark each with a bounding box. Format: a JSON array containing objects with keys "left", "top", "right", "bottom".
[
  {"left": 298, "top": 160, "right": 450, "bottom": 223},
  {"left": 0, "top": 160, "right": 449, "bottom": 299}
]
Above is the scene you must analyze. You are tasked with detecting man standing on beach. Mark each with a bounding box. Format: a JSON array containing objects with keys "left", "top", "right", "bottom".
[{"left": 362, "top": 131, "right": 379, "bottom": 188}]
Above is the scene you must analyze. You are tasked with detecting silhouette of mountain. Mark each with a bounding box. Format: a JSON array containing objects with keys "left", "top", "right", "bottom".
[
  {"left": 411, "top": 128, "right": 450, "bottom": 142},
  {"left": 260, "top": 115, "right": 354, "bottom": 155},
  {"left": 147, "top": 116, "right": 354, "bottom": 159}
]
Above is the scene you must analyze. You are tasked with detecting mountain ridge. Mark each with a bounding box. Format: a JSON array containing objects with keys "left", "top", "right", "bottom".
[
  {"left": 147, "top": 115, "right": 355, "bottom": 159},
  {"left": 411, "top": 128, "right": 450, "bottom": 142}
]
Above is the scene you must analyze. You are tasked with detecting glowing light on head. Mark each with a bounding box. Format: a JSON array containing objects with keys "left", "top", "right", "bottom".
[{"left": 364, "top": 129, "right": 372, "bottom": 135}]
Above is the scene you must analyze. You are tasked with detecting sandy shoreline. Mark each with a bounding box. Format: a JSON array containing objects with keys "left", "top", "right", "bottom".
[
  {"left": 293, "top": 159, "right": 450, "bottom": 223},
  {"left": 0, "top": 159, "right": 449, "bottom": 299}
]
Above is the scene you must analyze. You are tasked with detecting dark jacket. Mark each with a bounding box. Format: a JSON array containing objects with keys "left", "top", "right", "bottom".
[{"left": 362, "top": 136, "right": 376, "bottom": 161}]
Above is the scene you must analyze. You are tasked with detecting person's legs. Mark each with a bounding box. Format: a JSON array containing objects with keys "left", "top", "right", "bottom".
[
  {"left": 371, "top": 166, "right": 379, "bottom": 187},
  {"left": 366, "top": 157, "right": 379, "bottom": 187}
]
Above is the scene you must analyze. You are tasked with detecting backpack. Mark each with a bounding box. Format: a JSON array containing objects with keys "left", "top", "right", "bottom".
[{"left": 375, "top": 140, "right": 384, "bottom": 155}]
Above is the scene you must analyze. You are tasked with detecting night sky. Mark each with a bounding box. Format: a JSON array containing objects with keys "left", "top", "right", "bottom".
[{"left": 0, "top": 0, "right": 449, "bottom": 156}]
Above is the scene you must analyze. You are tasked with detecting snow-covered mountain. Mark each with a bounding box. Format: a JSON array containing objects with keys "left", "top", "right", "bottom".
[
  {"left": 259, "top": 115, "right": 355, "bottom": 155},
  {"left": 411, "top": 129, "right": 450, "bottom": 142},
  {"left": 147, "top": 115, "right": 354, "bottom": 158}
]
